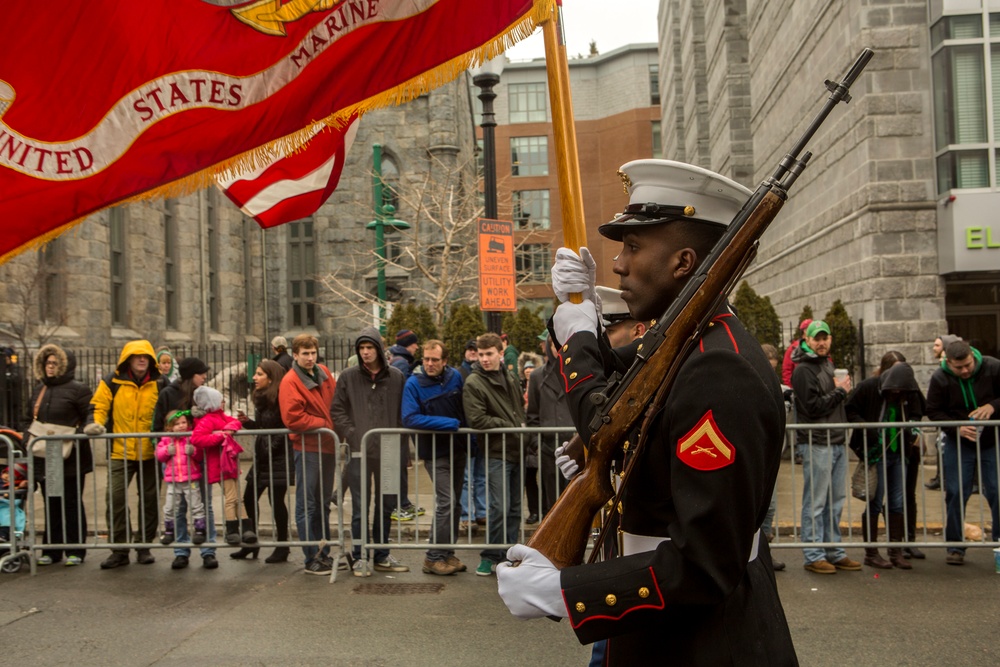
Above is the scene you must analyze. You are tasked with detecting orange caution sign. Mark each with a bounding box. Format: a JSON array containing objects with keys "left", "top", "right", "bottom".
[{"left": 478, "top": 218, "right": 517, "bottom": 312}]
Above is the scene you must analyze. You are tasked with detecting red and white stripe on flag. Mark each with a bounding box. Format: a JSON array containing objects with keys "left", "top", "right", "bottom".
[{"left": 216, "top": 116, "right": 359, "bottom": 228}]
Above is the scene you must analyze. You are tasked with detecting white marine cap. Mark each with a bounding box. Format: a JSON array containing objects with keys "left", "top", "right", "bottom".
[
  {"left": 595, "top": 286, "right": 631, "bottom": 327},
  {"left": 598, "top": 159, "right": 752, "bottom": 241}
]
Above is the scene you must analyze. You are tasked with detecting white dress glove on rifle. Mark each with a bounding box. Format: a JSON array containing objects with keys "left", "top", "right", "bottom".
[
  {"left": 552, "top": 300, "right": 599, "bottom": 346},
  {"left": 554, "top": 441, "right": 579, "bottom": 480},
  {"left": 497, "top": 544, "right": 568, "bottom": 620},
  {"left": 551, "top": 247, "right": 597, "bottom": 303}
]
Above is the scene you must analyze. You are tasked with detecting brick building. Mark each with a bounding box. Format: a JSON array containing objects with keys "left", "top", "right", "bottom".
[{"left": 476, "top": 43, "right": 662, "bottom": 316}]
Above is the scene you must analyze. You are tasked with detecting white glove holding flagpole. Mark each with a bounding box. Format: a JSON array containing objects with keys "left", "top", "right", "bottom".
[
  {"left": 551, "top": 246, "right": 597, "bottom": 303},
  {"left": 497, "top": 544, "right": 567, "bottom": 620}
]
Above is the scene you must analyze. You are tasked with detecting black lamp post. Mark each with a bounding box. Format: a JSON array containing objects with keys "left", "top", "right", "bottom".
[{"left": 472, "top": 56, "right": 506, "bottom": 334}]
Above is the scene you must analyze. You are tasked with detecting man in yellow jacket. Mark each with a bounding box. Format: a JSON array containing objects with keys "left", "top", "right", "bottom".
[{"left": 84, "top": 340, "right": 162, "bottom": 569}]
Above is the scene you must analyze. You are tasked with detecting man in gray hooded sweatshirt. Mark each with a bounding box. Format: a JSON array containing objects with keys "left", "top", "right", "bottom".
[{"left": 333, "top": 327, "right": 409, "bottom": 577}]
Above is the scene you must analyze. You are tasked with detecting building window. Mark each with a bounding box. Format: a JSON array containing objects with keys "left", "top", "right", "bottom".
[
  {"left": 206, "top": 191, "right": 221, "bottom": 332},
  {"left": 512, "top": 190, "right": 550, "bottom": 230},
  {"left": 931, "top": 11, "right": 1000, "bottom": 193},
  {"left": 109, "top": 208, "right": 126, "bottom": 326},
  {"left": 39, "top": 239, "right": 62, "bottom": 323},
  {"left": 516, "top": 243, "right": 551, "bottom": 283},
  {"left": 511, "top": 136, "right": 548, "bottom": 176},
  {"left": 509, "top": 82, "right": 547, "bottom": 123},
  {"left": 652, "top": 120, "right": 662, "bottom": 158},
  {"left": 164, "top": 199, "right": 179, "bottom": 330},
  {"left": 649, "top": 64, "right": 660, "bottom": 106},
  {"left": 288, "top": 220, "right": 317, "bottom": 327}
]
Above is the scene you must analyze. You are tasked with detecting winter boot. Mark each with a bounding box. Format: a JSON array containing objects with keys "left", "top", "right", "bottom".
[
  {"left": 265, "top": 547, "right": 290, "bottom": 564},
  {"left": 230, "top": 547, "right": 259, "bottom": 560},
  {"left": 160, "top": 520, "right": 175, "bottom": 545},
  {"left": 888, "top": 513, "right": 912, "bottom": 570},
  {"left": 224, "top": 520, "right": 241, "bottom": 545},
  {"left": 192, "top": 518, "right": 207, "bottom": 545},
  {"left": 240, "top": 519, "right": 258, "bottom": 545},
  {"left": 861, "top": 513, "right": 891, "bottom": 569}
]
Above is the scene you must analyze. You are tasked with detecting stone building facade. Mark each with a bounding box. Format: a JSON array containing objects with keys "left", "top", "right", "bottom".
[
  {"left": 657, "top": 0, "right": 1000, "bottom": 379},
  {"left": 0, "top": 78, "right": 476, "bottom": 352}
]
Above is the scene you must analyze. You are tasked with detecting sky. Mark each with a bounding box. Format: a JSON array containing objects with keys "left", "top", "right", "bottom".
[{"left": 505, "top": 0, "right": 661, "bottom": 61}]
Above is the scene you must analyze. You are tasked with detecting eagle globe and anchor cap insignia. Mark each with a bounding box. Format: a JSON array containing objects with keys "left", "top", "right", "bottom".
[
  {"left": 203, "top": 0, "right": 341, "bottom": 37},
  {"left": 677, "top": 410, "right": 735, "bottom": 471}
]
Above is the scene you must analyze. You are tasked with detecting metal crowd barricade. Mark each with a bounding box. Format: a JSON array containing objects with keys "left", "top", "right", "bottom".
[
  {"left": 353, "top": 427, "right": 577, "bottom": 565},
  {"left": 14, "top": 427, "right": 349, "bottom": 580},
  {"left": 777, "top": 420, "right": 1000, "bottom": 553}
]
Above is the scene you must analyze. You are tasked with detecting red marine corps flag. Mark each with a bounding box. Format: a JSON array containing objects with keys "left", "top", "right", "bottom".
[{"left": 0, "top": 0, "right": 550, "bottom": 261}]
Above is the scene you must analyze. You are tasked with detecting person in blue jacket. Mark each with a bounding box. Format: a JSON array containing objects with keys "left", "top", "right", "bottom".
[{"left": 401, "top": 339, "right": 467, "bottom": 576}]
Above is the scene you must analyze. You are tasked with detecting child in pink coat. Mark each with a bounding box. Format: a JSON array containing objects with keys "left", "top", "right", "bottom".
[
  {"left": 191, "top": 387, "right": 256, "bottom": 546},
  {"left": 156, "top": 411, "right": 206, "bottom": 546}
]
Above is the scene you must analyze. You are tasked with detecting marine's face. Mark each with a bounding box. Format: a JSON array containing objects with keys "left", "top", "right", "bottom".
[{"left": 613, "top": 226, "right": 681, "bottom": 322}]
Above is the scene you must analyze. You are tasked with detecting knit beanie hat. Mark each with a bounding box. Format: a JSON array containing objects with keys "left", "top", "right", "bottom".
[
  {"left": 193, "top": 386, "right": 223, "bottom": 412},
  {"left": 395, "top": 329, "right": 418, "bottom": 347},
  {"left": 178, "top": 357, "right": 210, "bottom": 380}
]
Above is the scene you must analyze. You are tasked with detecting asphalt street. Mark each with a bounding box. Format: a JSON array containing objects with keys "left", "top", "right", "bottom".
[{"left": 1, "top": 543, "right": 998, "bottom": 666}]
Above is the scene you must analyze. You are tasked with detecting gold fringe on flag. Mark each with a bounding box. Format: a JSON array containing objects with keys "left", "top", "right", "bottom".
[{"left": 3, "top": 0, "right": 555, "bottom": 263}]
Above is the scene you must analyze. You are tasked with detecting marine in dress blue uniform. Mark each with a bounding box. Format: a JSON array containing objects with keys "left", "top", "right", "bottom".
[{"left": 498, "top": 160, "right": 798, "bottom": 666}]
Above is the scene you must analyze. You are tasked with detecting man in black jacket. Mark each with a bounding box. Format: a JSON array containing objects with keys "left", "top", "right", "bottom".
[
  {"left": 791, "top": 320, "right": 859, "bottom": 575},
  {"left": 926, "top": 338, "right": 1000, "bottom": 565},
  {"left": 497, "top": 159, "right": 796, "bottom": 666},
  {"left": 333, "top": 327, "right": 409, "bottom": 577}
]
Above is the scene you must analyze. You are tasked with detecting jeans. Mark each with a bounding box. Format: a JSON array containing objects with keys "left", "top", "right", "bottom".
[
  {"left": 424, "top": 449, "right": 467, "bottom": 562},
  {"left": 294, "top": 450, "right": 336, "bottom": 565},
  {"left": 174, "top": 477, "right": 216, "bottom": 559},
  {"left": 865, "top": 448, "right": 905, "bottom": 518},
  {"left": 798, "top": 444, "right": 848, "bottom": 564},
  {"left": 345, "top": 453, "right": 394, "bottom": 563},
  {"left": 481, "top": 457, "right": 521, "bottom": 563},
  {"left": 106, "top": 458, "right": 158, "bottom": 553},
  {"left": 942, "top": 432, "right": 1000, "bottom": 554}
]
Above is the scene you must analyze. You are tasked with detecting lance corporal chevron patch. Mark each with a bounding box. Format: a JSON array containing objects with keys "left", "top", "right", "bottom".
[{"left": 676, "top": 410, "right": 735, "bottom": 471}]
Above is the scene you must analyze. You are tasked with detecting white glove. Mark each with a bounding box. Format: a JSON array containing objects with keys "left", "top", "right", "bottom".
[
  {"left": 83, "top": 422, "right": 106, "bottom": 436},
  {"left": 554, "top": 442, "right": 579, "bottom": 480},
  {"left": 497, "top": 544, "right": 567, "bottom": 620},
  {"left": 551, "top": 247, "right": 597, "bottom": 303},
  {"left": 552, "top": 300, "right": 599, "bottom": 346}
]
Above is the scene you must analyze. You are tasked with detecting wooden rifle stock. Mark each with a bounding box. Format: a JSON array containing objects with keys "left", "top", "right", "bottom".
[{"left": 527, "top": 48, "right": 874, "bottom": 570}]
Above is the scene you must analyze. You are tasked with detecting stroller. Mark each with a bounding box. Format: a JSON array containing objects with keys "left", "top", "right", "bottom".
[{"left": 0, "top": 428, "right": 30, "bottom": 573}]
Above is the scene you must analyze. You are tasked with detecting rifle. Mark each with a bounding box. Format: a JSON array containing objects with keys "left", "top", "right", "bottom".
[{"left": 527, "top": 48, "right": 874, "bottom": 569}]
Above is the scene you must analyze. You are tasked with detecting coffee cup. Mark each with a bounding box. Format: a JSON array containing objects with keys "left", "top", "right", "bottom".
[{"left": 834, "top": 369, "right": 848, "bottom": 381}]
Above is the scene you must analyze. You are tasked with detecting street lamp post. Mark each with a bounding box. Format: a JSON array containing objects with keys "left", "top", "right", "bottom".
[
  {"left": 472, "top": 56, "right": 505, "bottom": 335},
  {"left": 367, "top": 143, "right": 409, "bottom": 336}
]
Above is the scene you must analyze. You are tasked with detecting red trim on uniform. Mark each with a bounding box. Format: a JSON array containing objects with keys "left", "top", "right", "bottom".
[
  {"left": 556, "top": 348, "right": 593, "bottom": 393},
  {"left": 698, "top": 313, "right": 739, "bottom": 354},
  {"left": 566, "top": 566, "right": 666, "bottom": 630}
]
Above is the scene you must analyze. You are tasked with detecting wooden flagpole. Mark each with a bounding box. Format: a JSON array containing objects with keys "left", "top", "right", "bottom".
[{"left": 540, "top": 1, "right": 587, "bottom": 271}]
